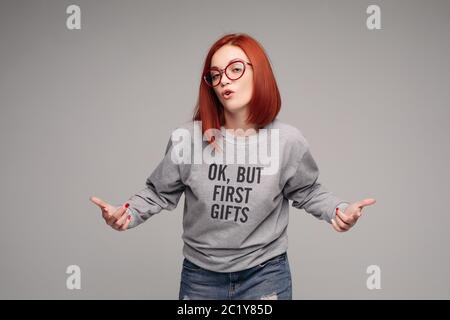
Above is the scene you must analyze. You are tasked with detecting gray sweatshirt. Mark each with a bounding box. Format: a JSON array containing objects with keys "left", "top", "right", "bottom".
[{"left": 125, "top": 119, "right": 349, "bottom": 272}]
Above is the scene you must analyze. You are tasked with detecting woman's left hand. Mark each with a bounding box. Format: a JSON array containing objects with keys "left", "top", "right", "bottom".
[{"left": 331, "top": 198, "right": 376, "bottom": 232}]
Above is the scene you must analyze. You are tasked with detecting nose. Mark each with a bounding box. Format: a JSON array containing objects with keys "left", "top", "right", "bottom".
[{"left": 220, "top": 71, "right": 230, "bottom": 87}]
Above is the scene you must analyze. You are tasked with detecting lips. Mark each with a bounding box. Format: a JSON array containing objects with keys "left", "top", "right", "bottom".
[{"left": 221, "top": 89, "right": 235, "bottom": 99}]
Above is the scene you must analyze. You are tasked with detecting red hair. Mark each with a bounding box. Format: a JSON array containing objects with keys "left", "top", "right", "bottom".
[{"left": 192, "top": 33, "right": 281, "bottom": 146}]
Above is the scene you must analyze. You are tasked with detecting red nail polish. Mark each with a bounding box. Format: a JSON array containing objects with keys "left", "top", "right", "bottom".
[
  {"left": 127, "top": 215, "right": 131, "bottom": 220},
  {"left": 125, "top": 203, "right": 129, "bottom": 208}
]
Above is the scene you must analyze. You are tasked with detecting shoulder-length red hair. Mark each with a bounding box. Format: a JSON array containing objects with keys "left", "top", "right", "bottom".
[{"left": 192, "top": 33, "right": 281, "bottom": 145}]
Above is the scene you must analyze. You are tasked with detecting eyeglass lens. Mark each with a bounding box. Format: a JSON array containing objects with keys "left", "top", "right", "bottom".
[{"left": 205, "top": 61, "right": 245, "bottom": 86}]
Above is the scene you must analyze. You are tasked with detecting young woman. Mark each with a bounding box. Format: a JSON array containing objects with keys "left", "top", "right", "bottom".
[{"left": 90, "top": 33, "right": 376, "bottom": 300}]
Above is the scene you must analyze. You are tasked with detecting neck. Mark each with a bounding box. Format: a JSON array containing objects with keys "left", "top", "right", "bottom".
[{"left": 223, "top": 108, "right": 258, "bottom": 136}]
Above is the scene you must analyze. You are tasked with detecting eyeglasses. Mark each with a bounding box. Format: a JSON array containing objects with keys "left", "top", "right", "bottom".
[{"left": 203, "top": 59, "right": 252, "bottom": 87}]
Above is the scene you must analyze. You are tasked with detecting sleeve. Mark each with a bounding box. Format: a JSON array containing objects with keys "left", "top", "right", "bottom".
[
  {"left": 282, "top": 146, "right": 350, "bottom": 224},
  {"left": 125, "top": 135, "right": 187, "bottom": 229}
]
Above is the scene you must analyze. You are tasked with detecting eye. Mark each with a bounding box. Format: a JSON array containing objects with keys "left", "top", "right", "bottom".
[{"left": 228, "top": 61, "right": 245, "bottom": 74}]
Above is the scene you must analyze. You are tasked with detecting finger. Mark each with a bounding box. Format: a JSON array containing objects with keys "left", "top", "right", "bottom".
[
  {"left": 111, "top": 223, "right": 121, "bottom": 231},
  {"left": 90, "top": 196, "right": 109, "bottom": 209},
  {"left": 334, "top": 211, "right": 351, "bottom": 230},
  {"left": 113, "top": 208, "right": 130, "bottom": 229},
  {"left": 335, "top": 208, "right": 355, "bottom": 225},
  {"left": 113, "top": 203, "right": 130, "bottom": 220},
  {"left": 119, "top": 214, "right": 132, "bottom": 231},
  {"left": 92, "top": 197, "right": 112, "bottom": 220},
  {"left": 336, "top": 212, "right": 352, "bottom": 230},
  {"left": 331, "top": 219, "right": 345, "bottom": 232},
  {"left": 356, "top": 209, "right": 363, "bottom": 218},
  {"left": 106, "top": 203, "right": 129, "bottom": 225},
  {"left": 357, "top": 198, "right": 376, "bottom": 209},
  {"left": 102, "top": 206, "right": 111, "bottom": 220}
]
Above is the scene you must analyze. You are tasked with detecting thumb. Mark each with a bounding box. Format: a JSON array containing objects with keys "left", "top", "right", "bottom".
[
  {"left": 358, "top": 198, "right": 376, "bottom": 209},
  {"left": 89, "top": 196, "right": 109, "bottom": 209},
  {"left": 356, "top": 209, "right": 362, "bottom": 218}
]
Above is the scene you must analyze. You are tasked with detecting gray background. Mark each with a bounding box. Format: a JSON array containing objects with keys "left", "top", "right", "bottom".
[{"left": 1, "top": 0, "right": 449, "bottom": 299}]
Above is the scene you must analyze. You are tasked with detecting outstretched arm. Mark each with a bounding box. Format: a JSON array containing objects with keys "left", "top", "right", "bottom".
[
  {"left": 283, "top": 146, "right": 351, "bottom": 223},
  {"left": 125, "top": 135, "right": 187, "bottom": 229}
]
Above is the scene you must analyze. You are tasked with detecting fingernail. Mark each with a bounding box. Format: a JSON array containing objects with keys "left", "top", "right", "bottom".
[
  {"left": 127, "top": 215, "right": 131, "bottom": 220},
  {"left": 124, "top": 203, "right": 129, "bottom": 208}
]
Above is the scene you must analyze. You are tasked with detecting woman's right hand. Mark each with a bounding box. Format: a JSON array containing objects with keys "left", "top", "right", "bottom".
[{"left": 89, "top": 196, "right": 132, "bottom": 231}]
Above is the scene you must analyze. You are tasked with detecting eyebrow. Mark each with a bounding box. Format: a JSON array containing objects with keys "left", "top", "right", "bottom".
[{"left": 210, "top": 58, "right": 242, "bottom": 69}]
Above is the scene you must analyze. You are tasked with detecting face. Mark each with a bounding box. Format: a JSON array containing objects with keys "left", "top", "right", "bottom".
[{"left": 209, "top": 45, "right": 254, "bottom": 114}]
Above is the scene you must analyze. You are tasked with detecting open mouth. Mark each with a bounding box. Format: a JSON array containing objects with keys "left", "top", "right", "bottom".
[{"left": 222, "top": 90, "right": 234, "bottom": 99}]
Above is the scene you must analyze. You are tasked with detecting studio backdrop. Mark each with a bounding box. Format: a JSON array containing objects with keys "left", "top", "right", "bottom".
[{"left": 0, "top": 0, "right": 449, "bottom": 299}]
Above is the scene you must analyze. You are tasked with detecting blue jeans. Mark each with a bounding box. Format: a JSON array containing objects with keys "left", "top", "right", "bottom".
[{"left": 179, "top": 252, "right": 292, "bottom": 300}]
